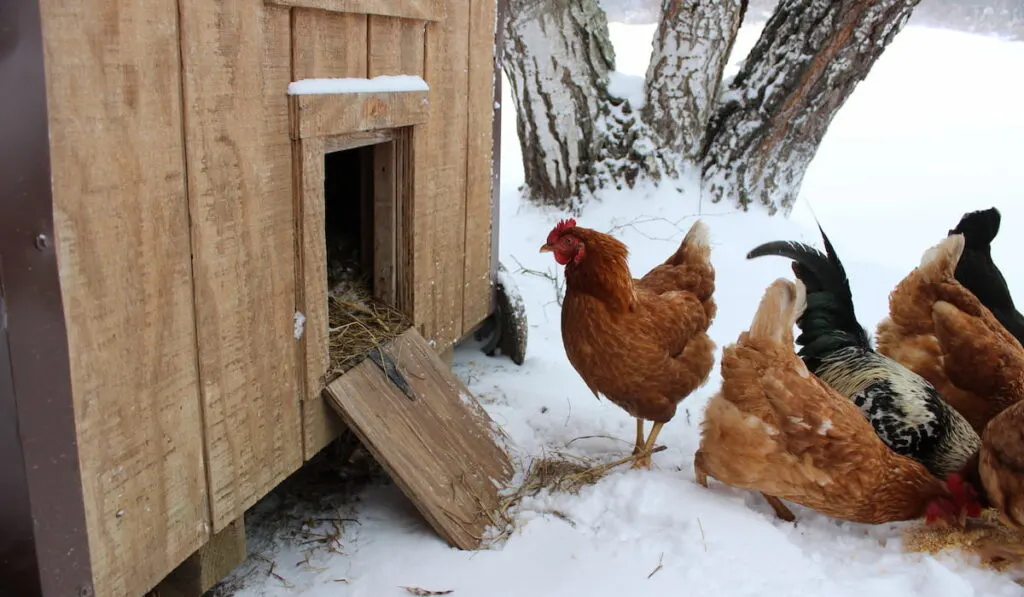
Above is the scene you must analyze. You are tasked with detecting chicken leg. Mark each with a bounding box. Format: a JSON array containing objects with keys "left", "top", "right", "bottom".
[
  {"left": 632, "top": 421, "right": 664, "bottom": 469},
  {"left": 632, "top": 418, "right": 645, "bottom": 456},
  {"left": 761, "top": 495, "right": 796, "bottom": 522}
]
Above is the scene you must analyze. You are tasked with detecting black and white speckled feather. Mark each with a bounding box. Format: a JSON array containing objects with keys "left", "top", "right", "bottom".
[
  {"left": 748, "top": 225, "right": 981, "bottom": 478},
  {"left": 814, "top": 347, "right": 980, "bottom": 476}
]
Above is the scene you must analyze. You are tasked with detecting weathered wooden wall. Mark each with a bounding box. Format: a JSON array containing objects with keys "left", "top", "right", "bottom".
[
  {"left": 179, "top": 0, "right": 302, "bottom": 536},
  {"left": 41, "top": 0, "right": 209, "bottom": 595},
  {"left": 41, "top": 0, "right": 497, "bottom": 593}
]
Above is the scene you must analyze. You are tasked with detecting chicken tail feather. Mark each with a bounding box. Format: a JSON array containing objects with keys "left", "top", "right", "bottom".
[
  {"left": 746, "top": 228, "right": 871, "bottom": 363},
  {"left": 949, "top": 207, "right": 1000, "bottom": 248},
  {"left": 664, "top": 219, "right": 711, "bottom": 267},
  {"left": 747, "top": 278, "right": 806, "bottom": 346},
  {"left": 918, "top": 234, "right": 965, "bottom": 284}
]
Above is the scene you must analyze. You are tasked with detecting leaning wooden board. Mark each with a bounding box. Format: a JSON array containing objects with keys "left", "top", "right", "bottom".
[{"left": 324, "top": 328, "right": 513, "bottom": 549}]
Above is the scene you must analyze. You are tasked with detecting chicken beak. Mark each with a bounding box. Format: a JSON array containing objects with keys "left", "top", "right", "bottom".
[{"left": 539, "top": 244, "right": 553, "bottom": 253}]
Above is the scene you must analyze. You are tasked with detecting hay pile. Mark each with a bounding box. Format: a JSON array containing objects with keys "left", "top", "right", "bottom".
[
  {"left": 327, "top": 282, "right": 410, "bottom": 379},
  {"left": 903, "top": 508, "right": 1024, "bottom": 573}
]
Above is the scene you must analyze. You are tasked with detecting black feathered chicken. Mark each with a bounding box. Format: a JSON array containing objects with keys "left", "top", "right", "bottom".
[
  {"left": 747, "top": 226, "right": 981, "bottom": 478},
  {"left": 948, "top": 207, "right": 1024, "bottom": 344}
]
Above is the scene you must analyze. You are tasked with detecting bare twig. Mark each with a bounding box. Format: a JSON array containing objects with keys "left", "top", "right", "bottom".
[
  {"left": 510, "top": 255, "right": 564, "bottom": 306},
  {"left": 647, "top": 553, "right": 664, "bottom": 579},
  {"left": 401, "top": 586, "right": 454, "bottom": 595}
]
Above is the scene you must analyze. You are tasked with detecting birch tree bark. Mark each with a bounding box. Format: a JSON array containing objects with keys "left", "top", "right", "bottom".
[
  {"left": 642, "top": 0, "right": 748, "bottom": 174},
  {"left": 700, "top": 0, "right": 921, "bottom": 215},
  {"left": 502, "top": 0, "right": 618, "bottom": 211}
]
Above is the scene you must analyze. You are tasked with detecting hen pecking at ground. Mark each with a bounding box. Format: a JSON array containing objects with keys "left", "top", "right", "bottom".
[{"left": 694, "top": 278, "right": 980, "bottom": 526}]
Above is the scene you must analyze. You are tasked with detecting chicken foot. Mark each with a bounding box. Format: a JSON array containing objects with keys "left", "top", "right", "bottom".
[
  {"left": 761, "top": 495, "right": 796, "bottom": 522},
  {"left": 633, "top": 418, "right": 645, "bottom": 456},
  {"left": 588, "top": 446, "right": 669, "bottom": 477},
  {"left": 632, "top": 421, "right": 665, "bottom": 469},
  {"left": 693, "top": 450, "right": 796, "bottom": 522}
]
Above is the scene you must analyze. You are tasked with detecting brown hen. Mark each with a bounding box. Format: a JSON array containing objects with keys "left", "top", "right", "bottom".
[
  {"left": 541, "top": 218, "right": 716, "bottom": 469},
  {"left": 695, "top": 278, "right": 979, "bottom": 525},
  {"left": 980, "top": 400, "right": 1024, "bottom": 530},
  {"left": 876, "top": 234, "right": 1024, "bottom": 434},
  {"left": 907, "top": 288, "right": 1024, "bottom": 527}
]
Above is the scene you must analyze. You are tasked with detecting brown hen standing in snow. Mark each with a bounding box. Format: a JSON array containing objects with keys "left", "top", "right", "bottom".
[{"left": 540, "top": 218, "right": 716, "bottom": 469}]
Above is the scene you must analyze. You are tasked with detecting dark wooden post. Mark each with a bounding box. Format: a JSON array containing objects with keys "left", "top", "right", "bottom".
[
  {"left": 0, "top": 0, "right": 94, "bottom": 595},
  {"left": 488, "top": 0, "right": 506, "bottom": 314}
]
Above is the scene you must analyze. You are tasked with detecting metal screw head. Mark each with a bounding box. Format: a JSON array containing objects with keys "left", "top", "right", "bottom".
[
  {"left": 78, "top": 585, "right": 93, "bottom": 597},
  {"left": 34, "top": 233, "right": 49, "bottom": 251}
]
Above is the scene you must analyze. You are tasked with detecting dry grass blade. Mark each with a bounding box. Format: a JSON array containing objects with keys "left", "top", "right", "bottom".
[
  {"left": 400, "top": 587, "right": 454, "bottom": 595},
  {"left": 328, "top": 282, "right": 410, "bottom": 377},
  {"left": 903, "top": 508, "right": 1024, "bottom": 572},
  {"left": 480, "top": 445, "right": 666, "bottom": 547}
]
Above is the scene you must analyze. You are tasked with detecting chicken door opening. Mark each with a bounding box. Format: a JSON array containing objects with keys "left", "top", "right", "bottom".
[{"left": 323, "top": 145, "right": 409, "bottom": 378}]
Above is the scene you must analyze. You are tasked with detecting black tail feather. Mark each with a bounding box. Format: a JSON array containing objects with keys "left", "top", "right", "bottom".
[
  {"left": 746, "top": 227, "right": 871, "bottom": 364},
  {"left": 949, "top": 207, "right": 1000, "bottom": 249},
  {"left": 949, "top": 205, "right": 1018, "bottom": 318}
]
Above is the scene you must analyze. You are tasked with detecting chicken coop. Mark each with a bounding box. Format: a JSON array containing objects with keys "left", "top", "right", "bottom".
[{"left": 0, "top": 0, "right": 523, "bottom": 595}]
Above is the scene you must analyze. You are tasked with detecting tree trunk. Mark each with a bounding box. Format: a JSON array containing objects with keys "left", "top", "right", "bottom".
[
  {"left": 701, "top": 0, "right": 921, "bottom": 215},
  {"left": 502, "top": 0, "right": 618, "bottom": 211},
  {"left": 642, "top": 0, "right": 748, "bottom": 174}
]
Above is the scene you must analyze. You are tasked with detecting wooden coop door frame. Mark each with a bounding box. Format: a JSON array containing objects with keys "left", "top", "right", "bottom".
[
  {"left": 293, "top": 127, "right": 416, "bottom": 405},
  {"left": 0, "top": 0, "right": 94, "bottom": 594},
  {"left": 265, "top": 0, "right": 445, "bottom": 22}
]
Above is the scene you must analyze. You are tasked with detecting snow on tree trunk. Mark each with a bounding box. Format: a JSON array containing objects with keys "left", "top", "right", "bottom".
[
  {"left": 701, "top": 0, "right": 920, "bottom": 215},
  {"left": 642, "top": 0, "right": 748, "bottom": 174},
  {"left": 502, "top": 0, "right": 617, "bottom": 211},
  {"left": 502, "top": 0, "right": 661, "bottom": 210}
]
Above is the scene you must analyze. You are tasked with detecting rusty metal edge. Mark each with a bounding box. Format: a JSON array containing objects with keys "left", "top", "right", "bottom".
[
  {"left": 0, "top": 0, "right": 95, "bottom": 595},
  {"left": 487, "top": 0, "right": 505, "bottom": 315}
]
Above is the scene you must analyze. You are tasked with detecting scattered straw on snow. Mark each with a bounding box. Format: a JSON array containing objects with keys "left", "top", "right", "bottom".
[
  {"left": 482, "top": 444, "right": 667, "bottom": 546},
  {"left": 903, "top": 508, "right": 1024, "bottom": 577}
]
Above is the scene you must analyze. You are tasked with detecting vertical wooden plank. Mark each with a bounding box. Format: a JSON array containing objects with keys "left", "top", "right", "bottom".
[
  {"left": 292, "top": 9, "right": 367, "bottom": 79},
  {"left": 154, "top": 518, "right": 246, "bottom": 597},
  {"left": 39, "top": 0, "right": 209, "bottom": 593},
  {"left": 415, "top": 0, "right": 472, "bottom": 350},
  {"left": 395, "top": 126, "right": 417, "bottom": 321},
  {"left": 462, "top": 0, "right": 498, "bottom": 332},
  {"left": 180, "top": 1, "right": 301, "bottom": 532},
  {"left": 367, "top": 16, "right": 427, "bottom": 77},
  {"left": 366, "top": 17, "right": 429, "bottom": 337},
  {"left": 373, "top": 142, "right": 398, "bottom": 305},
  {"left": 293, "top": 10, "right": 369, "bottom": 460}
]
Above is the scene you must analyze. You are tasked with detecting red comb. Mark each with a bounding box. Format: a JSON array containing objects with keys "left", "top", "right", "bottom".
[
  {"left": 946, "top": 473, "right": 982, "bottom": 517},
  {"left": 547, "top": 218, "right": 577, "bottom": 245}
]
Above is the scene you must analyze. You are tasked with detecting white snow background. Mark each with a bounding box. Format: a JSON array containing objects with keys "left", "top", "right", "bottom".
[{"left": 233, "top": 22, "right": 1024, "bottom": 597}]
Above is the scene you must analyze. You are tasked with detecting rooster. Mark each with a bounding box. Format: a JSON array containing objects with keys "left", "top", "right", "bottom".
[
  {"left": 746, "top": 226, "right": 980, "bottom": 477},
  {"left": 541, "top": 218, "right": 716, "bottom": 469},
  {"left": 695, "top": 278, "right": 981, "bottom": 525}
]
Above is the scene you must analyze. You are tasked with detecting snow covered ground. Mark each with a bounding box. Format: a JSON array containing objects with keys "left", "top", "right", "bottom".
[{"left": 231, "top": 23, "right": 1024, "bottom": 597}]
